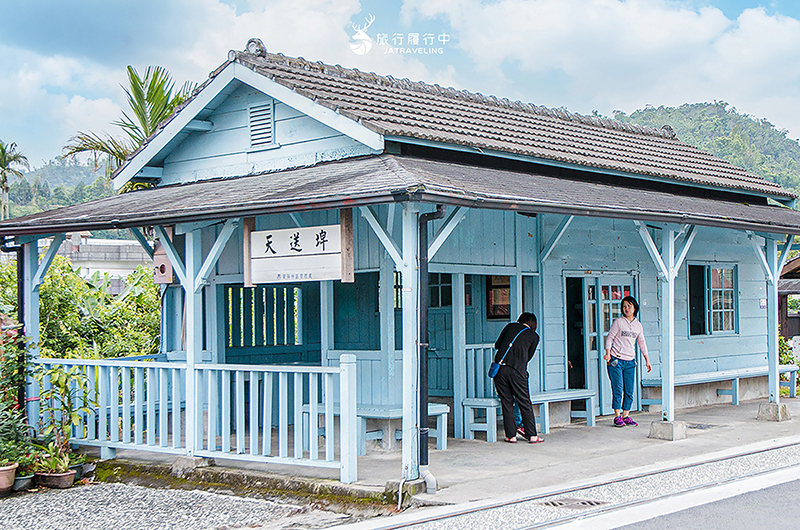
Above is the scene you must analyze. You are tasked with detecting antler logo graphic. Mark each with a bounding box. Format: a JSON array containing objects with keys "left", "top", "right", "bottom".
[{"left": 350, "top": 14, "right": 375, "bottom": 55}]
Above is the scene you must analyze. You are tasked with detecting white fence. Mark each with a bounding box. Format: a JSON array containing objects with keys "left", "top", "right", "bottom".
[{"left": 28, "top": 355, "right": 358, "bottom": 483}]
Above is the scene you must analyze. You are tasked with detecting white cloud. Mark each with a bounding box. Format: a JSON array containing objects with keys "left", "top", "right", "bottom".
[
  {"left": 174, "top": 0, "right": 436, "bottom": 83},
  {"left": 7, "top": 0, "right": 800, "bottom": 166},
  {"left": 0, "top": 0, "right": 444, "bottom": 166},
  {"left": 60, "top": 96, "right": 122, "bottom": 139},
  {"left": 0, "top": 45, "right": 127, "bottom": 166},
  {"left": 401, "top": 0, "right": 800, "bottom": 139}
]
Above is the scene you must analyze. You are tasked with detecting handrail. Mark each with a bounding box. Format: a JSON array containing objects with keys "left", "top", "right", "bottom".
[
  {"left": 200, "top": 362, "right": 342, "bottom": 373},
  {"left": 33, "top": 358, "right": 184, "bottom": 370},
  {"left": 28, "top": 354, "right": 358, "bottom": 483}
]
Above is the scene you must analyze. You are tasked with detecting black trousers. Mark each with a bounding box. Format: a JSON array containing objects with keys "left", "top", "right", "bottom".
[{"left": 494, "top": 364, "right": 537, "bottom": 439}]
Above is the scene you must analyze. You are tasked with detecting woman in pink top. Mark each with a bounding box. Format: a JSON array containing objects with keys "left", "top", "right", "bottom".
[{"left": 604, "top": 296, "right": 652, "bottom": 427}]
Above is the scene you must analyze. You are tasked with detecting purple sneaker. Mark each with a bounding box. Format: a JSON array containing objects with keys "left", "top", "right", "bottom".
[
  {"left": 622, "top": 417, "right": 638, "bottom": 427},
  {"left": 613, "top": 416, "right": 625, "bottom": 428}
]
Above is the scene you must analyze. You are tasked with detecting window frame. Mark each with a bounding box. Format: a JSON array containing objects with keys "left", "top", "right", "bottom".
[
  {"left": 687, "top": 263, "right": 739, "bottom": 337},
  {"left": 428, "top": 272, "right": 453, "bottom": 308},
  {"left": 486, "top": 275, "right": 512, "bottom": 321}
]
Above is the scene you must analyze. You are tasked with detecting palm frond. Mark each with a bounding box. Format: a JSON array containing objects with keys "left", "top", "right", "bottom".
[
  {"left": 62, "top": 131, "right": 132, "bottom": 179},
  {"left": 61, "top": 64, "right": 196, "bottom": 187},
  {"left": 0, "top": 141, "right": 29, "bottom": 219}
]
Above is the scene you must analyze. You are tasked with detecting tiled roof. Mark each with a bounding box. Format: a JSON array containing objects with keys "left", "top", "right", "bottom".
[
  {"left": 216, "top": 46, "right": 793, "bottom": 200},
  {"left": 4, "top": 155, "right": 800, "bottom": 237}
]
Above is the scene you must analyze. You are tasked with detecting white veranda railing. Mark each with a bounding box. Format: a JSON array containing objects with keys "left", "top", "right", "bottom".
[{"left": 28, "top": 355, "right": 358, "bottom": 483}]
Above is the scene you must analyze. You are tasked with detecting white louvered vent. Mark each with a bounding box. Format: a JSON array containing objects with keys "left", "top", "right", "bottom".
[{"left": 249, "top": 102, "right": 274, "bottom": 148}]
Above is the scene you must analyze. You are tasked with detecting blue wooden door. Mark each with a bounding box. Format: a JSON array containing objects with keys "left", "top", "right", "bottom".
[
  {"left": 584, "top": 277, "right": 635, "bottom": 415},
  {"left": 428, "top": 273, "right": 454, "bottom": 397}
]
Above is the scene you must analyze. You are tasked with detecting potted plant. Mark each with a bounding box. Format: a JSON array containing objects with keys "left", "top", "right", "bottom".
[
  {"left": 12, "top": 449, "right": 38, "bottom": 492},
  {"left": 0, "top": 446, "right": 19, "bottom": 496},
  {"left": 31, "top": 364, "right": 96, "bottom": 488},
  {"left": 33, "top": 442, "right": 74, "bottom": 489},
  {"left": 68, "top": 452, "right": 87, "bottom": 481},
  {"left": 0, "top": 314, "right": 35, "bottom": 494},
  {"left": 33, "top": 364, "right": 95, "bottom": 460}
]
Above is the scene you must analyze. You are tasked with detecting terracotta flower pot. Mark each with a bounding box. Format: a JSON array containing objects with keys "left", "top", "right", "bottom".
[
  {"left": 34, "top": 470, "right": 76, "bottom": 489},
  {"left": 0, "top": 462, "right": 19, "bottom": 495}
]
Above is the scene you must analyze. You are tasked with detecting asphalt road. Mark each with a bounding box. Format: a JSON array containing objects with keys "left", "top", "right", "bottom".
[{"left": 616, "top": 478, "right": 800, "bottom": 530}]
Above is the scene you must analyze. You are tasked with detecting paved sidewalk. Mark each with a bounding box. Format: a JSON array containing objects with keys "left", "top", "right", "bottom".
[
  {"left": 76, "top": 397, "right": 800, "bottom": 527},
  {"left": 111, "top": 397, "right": 800, "bottom": 501},
  {"left": 334, "top": 397, "right": 800, "bottom": 528},
  {"left": 363, "top": 397, "right": 800, "bottom": 506}
]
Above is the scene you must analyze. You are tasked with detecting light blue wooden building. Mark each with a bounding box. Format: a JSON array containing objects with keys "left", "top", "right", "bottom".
[{"left": 4, "top": 39, "right": 800, "bottom": 485}]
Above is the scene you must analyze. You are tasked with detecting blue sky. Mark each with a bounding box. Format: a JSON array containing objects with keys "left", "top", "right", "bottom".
[{"left": 2, "top": 0, "right": 800, "bottom": 169}]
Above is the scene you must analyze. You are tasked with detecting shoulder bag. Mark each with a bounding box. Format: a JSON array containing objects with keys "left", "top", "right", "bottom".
[{"left": 488, "top": 327, "right": 527, "bottom": 378}]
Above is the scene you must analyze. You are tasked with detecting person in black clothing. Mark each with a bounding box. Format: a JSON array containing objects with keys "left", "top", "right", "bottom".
[{"left": 493, "top": 312, "right": 543, "bottom": 443}]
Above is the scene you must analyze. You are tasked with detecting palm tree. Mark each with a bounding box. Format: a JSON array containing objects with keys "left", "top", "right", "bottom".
[
  {"left": 63, "top": 65, "right": 195, "bottom": 181},
  {"left": 0, "top": 141, "right": 30, "bottom": 220}
]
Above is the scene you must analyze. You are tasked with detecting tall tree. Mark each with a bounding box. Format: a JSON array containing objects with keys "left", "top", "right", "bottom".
[
  {"left": 63, "top": 65, "right": 195, "bottom": 181},
  {"left": 0, "top": 141, "right": 29, "bottom": 220}
]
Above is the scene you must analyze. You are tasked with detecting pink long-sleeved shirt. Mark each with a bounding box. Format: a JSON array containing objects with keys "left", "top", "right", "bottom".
[{"left": 604, "top": 317, "right": 648, "bottom": 361}]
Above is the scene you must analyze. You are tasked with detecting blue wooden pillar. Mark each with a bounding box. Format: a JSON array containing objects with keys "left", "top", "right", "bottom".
[
  {"left": 748, "top": 233, "right": 793, "bottom": 405},
  {"left": 452, "top": 273, "right": 466, "bottom": 438},
  {"left": 338, "top": 353, "right": 358, "bottom": 483},
  {"left": 320, "top": 280, "right": 334, "bottom": 363},
  {"left": 22, "top": 240, "right": 40, "bottom": 424},
  {"left": 21, "top": 241, "right": 40, "bottom": 352},
  {"left": 537, "top": 214, "right": 574, "bottom": 392},
  {"left": 184, "top": 228, "right": 203, "bottom": 455},
  {"left": 636, "top": 222, "right": 696, "bottom": 423},
  {"left": 766, "top": 239, "right": 780, "bottom": 403},
  {"left": 379, "top": 254, "right": 397, "bottom": 402},
  {"left": 660, "top": 228, "right": 676, "bottom": 422},
  {"left": 765, "top": 236, "right": 792, "bottom": 404},
  {"left": 401, "top": 203, "right": 420, "bottom": 481},
  {"left": 21, "top": 235, "right": 65, "bottom": 423}
]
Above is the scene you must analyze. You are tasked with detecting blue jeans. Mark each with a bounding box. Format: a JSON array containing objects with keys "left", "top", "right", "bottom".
[{"left": 607, "top": 356, "right": 636, "bottom": 411}]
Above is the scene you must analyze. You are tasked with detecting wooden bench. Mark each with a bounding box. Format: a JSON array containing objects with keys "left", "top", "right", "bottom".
[
  {"left": 463, "top": 389, "right": 597, "bottom": 442},
  {"left": 303, "top": 402, "right": 450, "bottom": 455},
  {"left": 641, "top": 364, "right": 799, "bottom": 406}
]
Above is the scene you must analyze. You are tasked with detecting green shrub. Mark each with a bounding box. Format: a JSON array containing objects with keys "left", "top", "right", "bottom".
[{"left": 0, "top": 256, "right": 160, "bottom": 359}]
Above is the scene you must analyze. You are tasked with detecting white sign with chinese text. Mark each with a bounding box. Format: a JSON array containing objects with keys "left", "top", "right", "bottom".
[{"left": 250, "top": 224, "right": 342, "bottom": 283}]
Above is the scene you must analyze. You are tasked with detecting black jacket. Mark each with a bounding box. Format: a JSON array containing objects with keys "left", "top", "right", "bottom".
[{"left": 494, "top": 322, "right": 539, "bottom": 376}]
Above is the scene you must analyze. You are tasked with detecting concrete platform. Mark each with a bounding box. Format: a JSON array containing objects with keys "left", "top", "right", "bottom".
[{"left": 96, "top": 397, "right": 800, "bottom": 507}]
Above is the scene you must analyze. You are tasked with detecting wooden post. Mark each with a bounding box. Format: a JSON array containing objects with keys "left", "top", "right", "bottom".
[
  {"left": 243, "top": 217, "right": 255, "bottom": 288},
  {"left": 339, "top": 353, "right": 357, "bottom": 483},
  {"left": 401, "top": 203, "right": 420, "bottom": 481},
  {"left": 340, "top": 208, "right": 354, "bottom": 283},
  {"left": 660, "top": 229, "right": 676, "bottom": 422},
  {"left": 452, "top": 273, "right": 466, "bottom": 438},
  {"left": 184, "top": 229, "right": 203, "bottom": 455},
  {"left": 767, "top": 239, "right": 780, "bottom": 403}
]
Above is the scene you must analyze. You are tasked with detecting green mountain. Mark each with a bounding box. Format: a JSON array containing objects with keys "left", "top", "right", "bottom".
[
  {"left": 10, "top": 158, "right": 125, "bottom": 238},
  {"left": 8, "top": 102, "right": 800, "bottom": 226},
  {"left": 613, "top": 102, "right": 800, "bottom": 197},
  {"left": 24, "top": 157, "right": 102, "bottom": 189}
]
